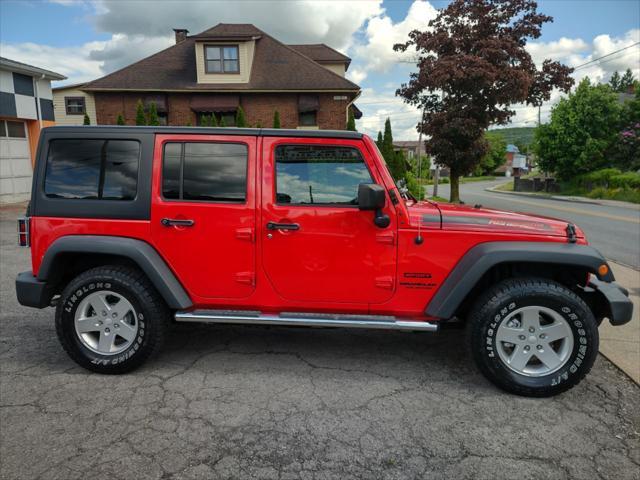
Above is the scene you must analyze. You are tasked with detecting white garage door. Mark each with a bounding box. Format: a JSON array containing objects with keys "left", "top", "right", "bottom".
[{"left": 0, "top": 120, "right": 33, "bottom": 203}]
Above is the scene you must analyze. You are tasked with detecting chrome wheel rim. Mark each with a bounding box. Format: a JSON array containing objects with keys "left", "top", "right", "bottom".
[
  {"left": 495, "top": 306, "right": 574, "bottom": 377},
  {"left": 74, "top": 290, "right": 138, "bottom": 356}
]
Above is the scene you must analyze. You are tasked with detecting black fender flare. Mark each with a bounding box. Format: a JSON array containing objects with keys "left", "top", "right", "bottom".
[
  {"left": 425, "top": 241, "right": 614, "bottom": 319},
  {"left": 38, "top": 235, "right": 192, "bottom": 309}
]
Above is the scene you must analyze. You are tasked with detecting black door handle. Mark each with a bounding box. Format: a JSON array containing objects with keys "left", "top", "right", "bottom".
[
  {"left": 266, "top": 222, "right": 300, "bottom": 231},
  {"left": 161, "top": 218, "right": 195, "bottom": 227}
]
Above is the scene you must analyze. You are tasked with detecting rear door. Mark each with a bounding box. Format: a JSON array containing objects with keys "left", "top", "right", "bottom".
[
  {"left": 151, "top": 134, "right": 257, "bottom": 299},
  {"left": 260, "top": 137, "right": 397, "bottom": 305}
]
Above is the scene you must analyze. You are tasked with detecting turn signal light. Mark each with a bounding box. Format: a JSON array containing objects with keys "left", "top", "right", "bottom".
[
  {"left": 17, "top": 217, "right": 30, "bottom": 247},
  {"left": 598, "top": 264, "right": 609, "bottom": 277}
]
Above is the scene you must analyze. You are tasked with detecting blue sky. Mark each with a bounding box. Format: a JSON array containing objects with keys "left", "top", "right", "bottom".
[{"left": 1, "top": 0, "right": 639, "bottom": 138}]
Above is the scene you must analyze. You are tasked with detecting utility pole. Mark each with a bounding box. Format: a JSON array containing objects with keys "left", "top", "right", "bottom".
[{"left": 415, "top": 103, "right": 427, "bottom": 200}]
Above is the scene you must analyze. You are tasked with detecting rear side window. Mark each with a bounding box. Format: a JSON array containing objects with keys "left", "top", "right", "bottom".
[
  {"left": 275, "top": 145, "right": 372, "bottom": 205},
  {"left": 44, "top": 139, "right": 139, "bottom": 200},
  {"left": 162, "top": 142, "right": 248, "bottom": 202}
]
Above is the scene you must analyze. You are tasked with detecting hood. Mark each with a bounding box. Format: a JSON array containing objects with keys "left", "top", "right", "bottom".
[{"left": 408, "top": 201, "right": 584, "bottom": 239}]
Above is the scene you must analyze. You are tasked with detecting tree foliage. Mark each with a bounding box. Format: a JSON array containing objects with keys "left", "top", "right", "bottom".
[
  {"left": 394, "top": 0, "right": 573, "bottom": 202},
  {"left": 147, "top": 102, "right": 160, "bottom": 126},
  {"left": 135, "top": 100, "right": 146, "bottom": 126},
  {"left": 609, "top": 69, "right": 637, "bottom": 93},
  {"left": 83, "top": 113, "right": 90, "bottom": 125},
  {"left": 380, "top": 118, "right": 407, "bottom": 181},
  {"left": 534, "top": 78, "right": 622, "bottom": 179},
  {"left": 346, "top": 109, "right": 357, "bottom": 131},
  {"left": 235, "top": 106, "right": 247, "bottom": 128},
  {"left": 476, "top": 131, "right": 507, "bottom": 175},
  {"left": 116, "top": 114, "right": 125, "bottom": 125},
  {"left": 273, "top": 111, "right": 281, "bottom": 128}
]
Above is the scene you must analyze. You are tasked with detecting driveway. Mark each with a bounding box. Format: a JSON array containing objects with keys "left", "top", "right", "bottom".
[{"left": 1, "top": 204, "right": 639, "bottom": 480}]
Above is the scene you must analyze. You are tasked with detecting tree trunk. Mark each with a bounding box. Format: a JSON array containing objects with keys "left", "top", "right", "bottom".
[{"left": 449, "top": 174, "right": 460, "bottom": 203}]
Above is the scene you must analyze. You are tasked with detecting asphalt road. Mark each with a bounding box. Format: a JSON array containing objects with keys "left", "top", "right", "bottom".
[
  {"left": 1, "top": 204, "right": 639, "bottom": 480},
  {"left": 433, "top": 179, "right": 640, "bottom": 269}
]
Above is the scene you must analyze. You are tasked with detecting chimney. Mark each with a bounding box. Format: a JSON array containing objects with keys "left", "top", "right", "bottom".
[{"left": 173, "top": 28, "right": 188, "bottom": 44}]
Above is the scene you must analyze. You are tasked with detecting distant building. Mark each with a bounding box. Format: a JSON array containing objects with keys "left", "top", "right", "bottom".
[
  {"left": 52, "top": 83, "right": 97, "bottom": 125},
  {"left": 0, "top": 57, "right": 66, "bottom": 203},
  {"left": 496, "top": 144, "right": 529, "bottom": 177}
]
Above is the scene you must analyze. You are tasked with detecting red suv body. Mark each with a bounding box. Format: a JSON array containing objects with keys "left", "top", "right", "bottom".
[{"left": 16, "top": 126, "right": 632, "bottom": 396}]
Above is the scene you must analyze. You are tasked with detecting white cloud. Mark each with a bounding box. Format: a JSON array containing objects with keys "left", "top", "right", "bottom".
[
  {"left": 93, "top": 0, "right": 382, "bottom": 51},
  {"left": 355, "top": 88, "right": 421, "bottom": 140},
  {"left": 354, "top": 0, "right": 438, "bottom": 74}
]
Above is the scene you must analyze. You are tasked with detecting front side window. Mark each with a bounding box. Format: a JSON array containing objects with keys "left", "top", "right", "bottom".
[
  {"left": 65, "top": 97, "right": 86, "bottom": 115},
  {"left": 205, "top": 45, "right": 239, "bottom": 73},
  {"left": 44, "top": 139, "right": 139, "bottom": 200},
  {"left": 162, "top": 142, "right": 247, "bottom": 202},
  {"left": 275, "top": 145, "right": 372, "bottom": 205}
]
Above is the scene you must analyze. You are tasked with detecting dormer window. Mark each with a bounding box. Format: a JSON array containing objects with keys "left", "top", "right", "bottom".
[{"left": 205, "top": 45, "right": 239, "bottom": 73}]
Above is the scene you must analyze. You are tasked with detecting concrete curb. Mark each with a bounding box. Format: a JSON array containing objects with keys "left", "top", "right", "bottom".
[{"left": 486, "top": 185, "right": 640, "bottom": 211}]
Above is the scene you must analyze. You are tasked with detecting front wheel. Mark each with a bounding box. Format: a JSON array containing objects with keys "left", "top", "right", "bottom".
[
  {"left": 55, "top": 265, "right": 170, "bottom": 374},
  {"left": 468, "top": 278, "right": 598, "bottom": 397}
]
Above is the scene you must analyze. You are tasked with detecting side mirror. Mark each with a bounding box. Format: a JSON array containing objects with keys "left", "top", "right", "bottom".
[
  {"left": 358, "top": 183, "right": 390, "bottom": 228},
  {"left": 358, "top": 183, "right": 386, "bottom": 210}
]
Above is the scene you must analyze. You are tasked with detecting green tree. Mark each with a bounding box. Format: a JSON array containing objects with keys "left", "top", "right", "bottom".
[
  {"left": 346, "top": 109, "right": 356, "bottom": 131},
  {"left": 380, "top": 118, "right": 407, "bottom": 181},
  {"left": 619, "top": 68, "right": 636, "bottom": 92},
  {"left": 209, "top": 114, "right": 219, "bottom": 127},
  {"left": 83, "top": 113, "right": 90, "bottom": 125},
  {"left": 475, "top": 131, "right": 507, "bottom": 175},
  {"left": 219, "top": 115, "right": 227, "bottom": 127},
  {"left": 116, "top": 114, "right": 125, "bottom": 125},
  {"left": 135, "top": 100, "right": 146, "bottom": 126},
  {"left": 186, "top": 120, "right": 192, "bottom": 127},
  {"left": 255, "top": 121, "right": 263, "bottom": 128},
  {"left": 147, "top": 102, "right": 160, "bottom": 126},
  {"left": 609, "top": 71, "right": 621, "bottom": 92},
  {"left": 273, "top": 110, "right": 281, "bottom": 128},
  {"left": 376, "top": 131, "right": 383, "bottom": 150},
  {"left": 534, "top": 78, "right": 622, "bottom": 179},
  {"left": 235, "top": 106, "right": 247, "bottom": 127},
  {"left": 611, "top": 88, "right": 640, "bottom": 170}
]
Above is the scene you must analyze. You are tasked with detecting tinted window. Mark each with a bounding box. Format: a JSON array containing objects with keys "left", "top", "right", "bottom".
[
  {"left": 162, "top": 142, "right": 247, "bottom": 202},
  {"left": 12, "top": 72, "right": 34, "bottom": 96},
  {"left": 45, "top": 139, "right": 139, "bottom": 200},
  {"left": 275, "top": 145, "right": 372, "bottom": 205}
]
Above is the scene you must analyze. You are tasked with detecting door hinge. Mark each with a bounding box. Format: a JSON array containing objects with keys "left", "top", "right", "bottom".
[
  {"left": 375, "top": 276, "right": 394, "bottom": 289},
  {"left": 235, "top": 227, "right": 254, "bottom": 242},
  {"left": 234, "top": 272, "right": 255, "bottom": 286},
  {"left": 376, "top": 232, "right": 395, "bottom": 245}
]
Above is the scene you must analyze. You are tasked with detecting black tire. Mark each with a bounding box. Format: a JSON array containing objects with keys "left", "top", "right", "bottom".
[
  {"left": 468, "top": 277, "right": 598, "bottom": 397},
  {"left": 55, "top": 265, "right": 170, "bottom": 374}
]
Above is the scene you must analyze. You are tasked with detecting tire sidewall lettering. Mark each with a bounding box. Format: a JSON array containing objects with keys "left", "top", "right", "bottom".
[{"left": 483, "top": 297, "right": 589, "bottom": 388}]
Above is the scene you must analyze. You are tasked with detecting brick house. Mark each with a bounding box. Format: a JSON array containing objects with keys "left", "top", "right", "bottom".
[{"left": 72, "top": 24, "right": 361, "bottom": 129}]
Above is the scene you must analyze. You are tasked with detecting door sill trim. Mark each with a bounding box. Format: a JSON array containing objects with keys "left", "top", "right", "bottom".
[{"left": 174, "top": 310, "right": 438, "bottom": 332}]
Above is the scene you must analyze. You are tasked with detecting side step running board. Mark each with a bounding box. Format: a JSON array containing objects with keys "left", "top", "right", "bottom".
[{"left": 174, "top": 310, "right": 438, "bottom": 332}]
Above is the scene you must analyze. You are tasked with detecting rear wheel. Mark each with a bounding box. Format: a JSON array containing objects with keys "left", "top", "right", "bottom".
[
  {"left": 55, "top": 265, "right": 170, "bottom": 374},
  {"left": 468, "top": 277, "right": 598, "bottom": 397}
]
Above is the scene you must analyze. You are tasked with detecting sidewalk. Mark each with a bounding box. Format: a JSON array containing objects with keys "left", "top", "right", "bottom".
[
  {"left": 487, "top": 185, "right": 640, "bottom": 211},
  {"left": 600, "top": 262, "right": 640, "bottom": 383}
]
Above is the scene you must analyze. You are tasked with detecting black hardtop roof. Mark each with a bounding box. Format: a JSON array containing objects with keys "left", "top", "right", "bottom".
[{"left": 44, "top": 125, "right": 364, "bottom": 140}]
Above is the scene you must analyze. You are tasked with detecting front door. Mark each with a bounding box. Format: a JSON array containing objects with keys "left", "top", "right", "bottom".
[
  {"left": 151, "top": 134, "right": 256, "bottom": 299},
  {"left": 261, "top": 138, "right": 397, "bottom": 305}
]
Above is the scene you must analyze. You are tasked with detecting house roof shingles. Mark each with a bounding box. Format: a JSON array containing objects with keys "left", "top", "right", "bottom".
[{"left": 83, "top": 24, "right": 359, "bottom": 92}]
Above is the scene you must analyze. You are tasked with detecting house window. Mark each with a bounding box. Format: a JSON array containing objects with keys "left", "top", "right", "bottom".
[
  {"left": 65, "top": 97, "right": 86, "bottom": 115},
  {"left": 6, "top": 121, "right": 26, "bottom": 138},
  {"left": 299, "top": 111, "right": 317, "bottom": 127},
  {"left": 205, "top": 45, "right": 239, "bottom": 74},
  {"left": 196, "top": 111, "right": 236, "bottom": 127}
]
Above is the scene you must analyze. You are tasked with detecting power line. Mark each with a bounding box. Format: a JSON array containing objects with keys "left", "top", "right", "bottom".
[{"left": 572, "top": 42, "right": 640, "bottom": 71}]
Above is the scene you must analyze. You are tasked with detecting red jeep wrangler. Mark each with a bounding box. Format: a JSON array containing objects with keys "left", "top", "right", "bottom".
[{"left": 16, "top": 126, "right": 633, "bottom": 396}]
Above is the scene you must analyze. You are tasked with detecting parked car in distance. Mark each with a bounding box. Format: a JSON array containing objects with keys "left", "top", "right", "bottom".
[{"left": 16, "top": 126, "right": 633, "bottom": 396}]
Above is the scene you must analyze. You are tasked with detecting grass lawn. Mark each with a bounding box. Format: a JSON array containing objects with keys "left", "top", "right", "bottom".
[{"left": 494, "top": 181, "right": 514, "bottom": 192}]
